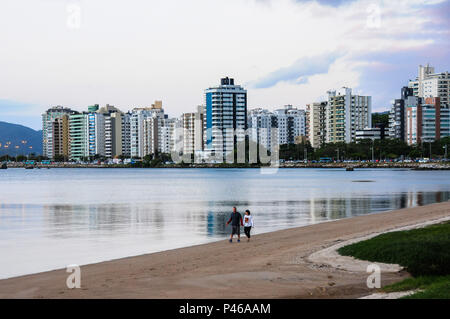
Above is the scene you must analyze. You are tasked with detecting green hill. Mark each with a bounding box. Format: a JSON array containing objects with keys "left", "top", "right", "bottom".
[{"left": 0, "top": 121, "right": 42, "bottom": 156}]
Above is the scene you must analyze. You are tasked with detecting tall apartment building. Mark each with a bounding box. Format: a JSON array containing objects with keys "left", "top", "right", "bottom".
[
  {"left": 104, "top": 111, "right": 123, "bottom": 158},
  {"left": 102, "top": 114, "right": 114, "bottom": 158},
  {"left": 406, "top": 97, "right": 450, "bottom": 145},
  {"left": 130, "top": 101, "right": 165, "bottom": 158},
  {"left": 389, "top": 87, "right": 414, "bottom": 141},
  {"left": 273, "top": 105, "right": 306, "bottom": 145},
  {"left": 182, "top": 113, "right": 195, "bottom": 155},
  {"left": 68, "top": 113, "right": 89, "bottom": 160},
  {"left": 51, "top": 116, "right": 70, "bottom": 160},
  {"left": 248, "top": 108, "right": 277, "bottom": 152},
  {"left": 409, "top": 64, "right": 450, "bottom": 107},
  {"left": 87, "top": 105, "right": 105, "bottom": 158},
  {"left": 204, "top": 77, "right": 247, "bottom": 160},
  {"left": 130, "top": 109, "right": 148, "bottom": 158},
  {"left": 181, "top": 105, "right": 204, "bottom": 156},
  {"left": 306, "top": 102, "right": 327, "bottom": 148},
  {"left": 42, "top": 106, "right": 77, "bottom": 159},
  {"left": 86, "top": 104, "right": 124, "bottom": 159},
  {"left": 121, "top": 112, "right": 132, "bottom": 158},
  {"left": 404, "top": 95, "right": 422, "bottom": 145},
  {"left": 326, "top": 87, "right": 372, "bottom": 144},
  {"left": 160, "top": 117, "right": 177, "bottom": 154},
  {"left": 143, "top": 115, "right": 165, "bottom": 155}
]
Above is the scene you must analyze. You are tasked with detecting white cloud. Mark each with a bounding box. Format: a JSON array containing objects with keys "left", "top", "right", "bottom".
[{"left": 0, "top": 0, "right": 447, "bottom": 120}]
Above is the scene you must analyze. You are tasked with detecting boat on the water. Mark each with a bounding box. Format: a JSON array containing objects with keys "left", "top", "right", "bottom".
[
  {"left": 346, "top": 166, "right": 354, "bottom": 171},
  {"left": 0, "top": 163, "right": 7, "bottom": 169}
]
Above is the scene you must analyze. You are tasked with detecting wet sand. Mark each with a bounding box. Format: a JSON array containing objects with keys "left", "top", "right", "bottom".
[{"left": 0, "top": 201, "right": 449, "bottom": 299}]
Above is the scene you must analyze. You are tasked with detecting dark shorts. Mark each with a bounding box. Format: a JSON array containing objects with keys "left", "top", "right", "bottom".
[{"left": 232, "top": 225, "right": 240, "bottom": 235}]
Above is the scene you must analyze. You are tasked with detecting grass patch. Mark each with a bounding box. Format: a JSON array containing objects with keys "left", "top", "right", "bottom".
[
  {"left": 337, "top": 221, "right": 450, "bottom": 298},
  {"left": 338, "top": 222, "right": 450, "bottom": 276},
  {"left": 404, "top": 277, "right": 450, "bottom": 299},
  {"left": 383, "top": 275, "right": 450, "bottom": 298},
  {"left": 382, "top": 275, "right": 450, "bottom": 299}
]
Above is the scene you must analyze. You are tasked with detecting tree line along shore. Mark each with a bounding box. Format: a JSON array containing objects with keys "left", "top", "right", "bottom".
[
  {"left": 2, "top": 137, "right": 450, "bottom": 169},
  {"left": 3, "top": 161, "right": 450, "bottom": 170}
]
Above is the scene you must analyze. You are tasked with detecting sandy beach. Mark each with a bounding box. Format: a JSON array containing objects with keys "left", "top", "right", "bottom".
[{"left": 0, "top": 201, "right": 449, "bottom": 299}]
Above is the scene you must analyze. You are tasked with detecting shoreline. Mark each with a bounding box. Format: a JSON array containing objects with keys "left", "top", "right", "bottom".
[
  {"left": 4, "top": 163, "right": 450, "bottom": 170},
  {"left": 0, "top": 201, "right": 449, "bottom": 299}
]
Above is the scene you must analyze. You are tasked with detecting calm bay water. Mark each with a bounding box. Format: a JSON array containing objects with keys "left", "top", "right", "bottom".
[{"left": 0, "top": 167, "right": 449, "bottom": 279}]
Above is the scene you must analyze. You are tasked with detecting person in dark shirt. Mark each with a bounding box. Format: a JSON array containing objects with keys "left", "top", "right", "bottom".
[{"left": 226, "top": 206, "right": 243, "bottom": 243}]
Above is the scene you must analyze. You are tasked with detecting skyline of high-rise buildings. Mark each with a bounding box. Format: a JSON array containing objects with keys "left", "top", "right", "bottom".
[
  {"left": 389, "top": 65, "right": 450, "bottom": 146},
  {"left": 39, "top": 64, "right": 450, "bottom": 161}
]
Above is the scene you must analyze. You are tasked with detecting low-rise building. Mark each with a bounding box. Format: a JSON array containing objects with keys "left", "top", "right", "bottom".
[{"left": 355, "top": 127, "right": 387, "bottom": 141}]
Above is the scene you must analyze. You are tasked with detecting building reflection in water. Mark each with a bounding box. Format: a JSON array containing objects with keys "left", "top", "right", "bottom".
[
  {"left": 0, "top": 189, "right": 449, "bottom": 281},
  {"left": 8, "top": 190, "right": 448, "bottom": 240}
]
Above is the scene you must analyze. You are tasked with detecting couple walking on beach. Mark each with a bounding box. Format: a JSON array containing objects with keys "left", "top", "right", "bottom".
[{"left": 226, "top": 207, "right": 254, "bottom": 242}]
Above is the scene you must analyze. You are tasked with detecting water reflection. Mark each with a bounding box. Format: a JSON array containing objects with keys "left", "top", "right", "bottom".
[
  {"left": 1, "top": 168, "right": 450, "bottom": 279},
  {"left": 2, "top": 191, "right": 447, "bottom": 240}
]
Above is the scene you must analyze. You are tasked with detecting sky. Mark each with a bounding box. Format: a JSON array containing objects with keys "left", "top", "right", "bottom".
[{"left": 0, "top": 0, "right": 449, "bottom": 130}]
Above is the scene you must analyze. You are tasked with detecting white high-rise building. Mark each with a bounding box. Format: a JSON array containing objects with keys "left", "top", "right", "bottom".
[
  {"left": 130, "top": 101, "right": 167, "bottom": 158},
  {"left": 405, "top": 97, "right": 450, "bottom": 146},
  {"left": 326, "top": 87, "right": 372, "bottom": 144},
  {"left": 409, "top": 64, "right": 450, "bottom": 107},
  {"left": 182, "top": 113, "right": 196, "bottom": 155},
  {"left": 96, "top": 105, "right": 124, "bottom": 159},
  {"left": 42, "top": 106, "right": 76, "bottom": 159},
  {"left": 182, "top": 106, "right": 204, "bottom": 156},
  {"left": 87, "top": 111, "right": 105, "bottom": 157},
  {"left": 248, "top": 108, "right": 277, "bottom": 152},
  {"left": 273, "top": 105, "right": 306, "bottom": 145},
  {"left": 306, "top": 102, "right": 327, "bottom": 148},
  {"left": 143, "top": 115, "right": 160, "bottom": 156},
  {"left": 130, "top": 109, "right": 149, "bottom": 158},
  {"left": 130, "top": 102, "right": 165, "bottom": 158},
  {"left": 248, "top": 106, "right": 305, "bottom": 149},
  {"left": 68, "top": 113, "right": 89, "bottom": 161},
  {"left": 204, "top": 77, "right": 247, "bottom": 160},
  {"left": 160, "top": 117, "right": 177, "bottom": 154}
]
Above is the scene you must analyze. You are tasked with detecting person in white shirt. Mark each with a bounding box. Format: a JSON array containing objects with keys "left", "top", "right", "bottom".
[{"left": 243, "top": 210, "right": 254, "bottom": 242}]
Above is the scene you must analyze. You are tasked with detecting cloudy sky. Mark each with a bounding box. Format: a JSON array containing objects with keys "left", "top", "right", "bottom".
[{"left": 0, "top": 0, "right": 449, "bottom": 130}]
